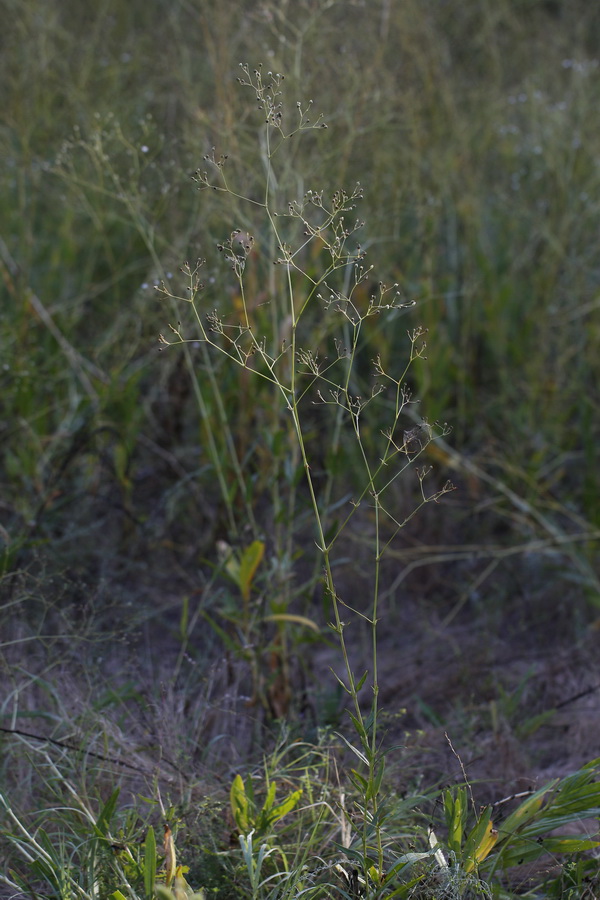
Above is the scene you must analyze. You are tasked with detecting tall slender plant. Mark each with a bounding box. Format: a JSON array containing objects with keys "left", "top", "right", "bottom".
[{"left": 157, "top": 64, "right": 454, "bottom": 893}]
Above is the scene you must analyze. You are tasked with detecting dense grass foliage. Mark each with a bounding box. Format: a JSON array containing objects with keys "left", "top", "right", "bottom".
[
  {"left": 2, "top": 1, "right": 600, "bottom": 897},
  {"left": 3, "top": 0, "right": 600, "bottom": 557}
]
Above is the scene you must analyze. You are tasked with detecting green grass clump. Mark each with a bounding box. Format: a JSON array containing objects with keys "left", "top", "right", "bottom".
[
  {"left": 2, "top": 2, "right": 600, "bottom": 899},
  {"left": 2, "top": 0, "right": 600, "bottom": 584},
  {"left": 3, "top": 729, "right": 600, "bottom": 898}
]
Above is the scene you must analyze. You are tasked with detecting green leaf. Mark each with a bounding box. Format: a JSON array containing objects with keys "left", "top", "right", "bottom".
[
  {"left": 463, "top": 807, "right": 491, "bottom": 866},
  {"left": 347, "top": 711, "right": 370, "bottom": 753},
  {"left": 516, "top": 810, "right": 600, "bottom": 838},
  {"left": 366, "top": 760, "right": 386, "bottom": 802},
  {"left": 495, "top": 759, "right": 600, "bottom": 874},
  {"left": 497, "top": 781, "right": 555, "bottom": 841},
  {"left": 144, "top": 825, "right": 156, "bottom": 900},
  {"left": 349, "top": 768, "right": 368, "bottom": 792},
  {"left": 230, "top": 774, "right": 250, "bottom": 834},
  {"left": 494, "top": 833, "right": 596, "bottom": 870},
  {"left": 263, "top": 613, "right": 320, "bottom": 632},
  {"left": 362, "top": 707, "right": 375, "bottom": 735},
  {"left": 95, "top": 787, "right": 120, "bottom": 836},
  {"left": 385, "top": 873, "right": 429, "bottom": 898},
  {"left": 444, "top": 787, "right": 467, "bottom": 855},
  {"left": 386, "top": 850, "right": 438, "bottom": 879},
  {"left": 354, "top": 670, "right": 369, "bottom": 692},
  {"left": 238, "top": 540, "right": 265, "bottom": 602},
  {"left": 336, "top": 843, "right": 371, "bottom": 865},
  {"left": 335, "top": 731, "right": 369, "bottom": 765},
  {"left": 200, "top": 611, "right": 240, "bottom": 655},
  {"left": 330, "top": 668, "right": 351, "bottom": 693},
  {"left": 463, "top": 810, "right": 498, "bottom": 873},
  {"left": 262, "top": 780, "right": 277, "bottom": 815},
  {"left": 269, "top": 788, "right": 303, "bottom": 823},
  {"left": 244, "top": 773, "right": 255, "bottom": 807},
  {"left": 542, "top": 836, "right": 600, "bottom": 853},
  {"left": 516, "top": 708, "right": 555, "bottom": 738}
]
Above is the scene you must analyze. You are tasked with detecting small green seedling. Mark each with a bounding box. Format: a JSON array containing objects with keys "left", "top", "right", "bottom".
[{"left": 230, "top": 773, "right": 302, "bottom": 840}]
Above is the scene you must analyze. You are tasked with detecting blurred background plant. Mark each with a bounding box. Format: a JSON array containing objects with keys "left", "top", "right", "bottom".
[
  {"left": 2, "top": 0, "right": 600, "bottom": 897},
  {"left": 2, "top": 0, "right": 600, "bottom": 599}
]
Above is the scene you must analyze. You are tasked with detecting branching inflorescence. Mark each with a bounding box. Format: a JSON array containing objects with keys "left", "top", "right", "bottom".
[{"left": 157, "top": 64, "right": 455, "bottom": 895}]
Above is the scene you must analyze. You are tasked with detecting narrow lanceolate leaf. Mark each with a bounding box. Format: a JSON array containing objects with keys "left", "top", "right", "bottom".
[
  {"left": 347, "top": 711, "right": 370, "bottom": 754},
  {"left": 230, "top": 774, "right": 250, "bottom": 833},
  {"left": 334, "top": 731, "right": 369, "bottom": 765},
  {"left": 497, "top": 782, "right": 555, "bottom": 840},
  {"left": 95, "top": 787, "right": 120, "bottom": 836},
  {"left": 465, "top": 819, "right": 498, "bottom": 873},
  {"left": 238, "top": 540, "right": 265, "bottom": 601},
  {"left": 270, "top": 788, "right": 303, "bottom": 823},
  {"left": 263, "top": 613, "right": 320, "bottom": 632},
  {"left": 329, "top": 668, "right": 351, "bottom": 694},
  {"left": 444, "top": 787, "right": 466, "bottom": 855},
  {"left": 144, "top": 825, "right": 156, "bottom": 900},
  {"left": 164, "top": 823, "right": 176, "bottom": 887},
  {"left": 266, "top": 780, "right": 277, "bottom": 810},
  {"left": 349, "top": 768, "right": 368, "bottom": 792},
  {"left": 540, "top": 836, "right": 600, "bottom": 854},
  {"left": 498, "top": 835, "right": 600, "bottom": 871},
  {"left": 367, "top": 760, "right": 386, "bottom": 802},
  {"left": 354, "top": 670, "right": 369, "bottom": 692},
  {"left": 464, "top": 807, "right": 497, "bottom": 873}
]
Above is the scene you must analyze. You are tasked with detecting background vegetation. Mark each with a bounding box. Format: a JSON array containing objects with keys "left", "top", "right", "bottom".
[{"left": 2, "top": 0, "right": 600, "bottom": 896}]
